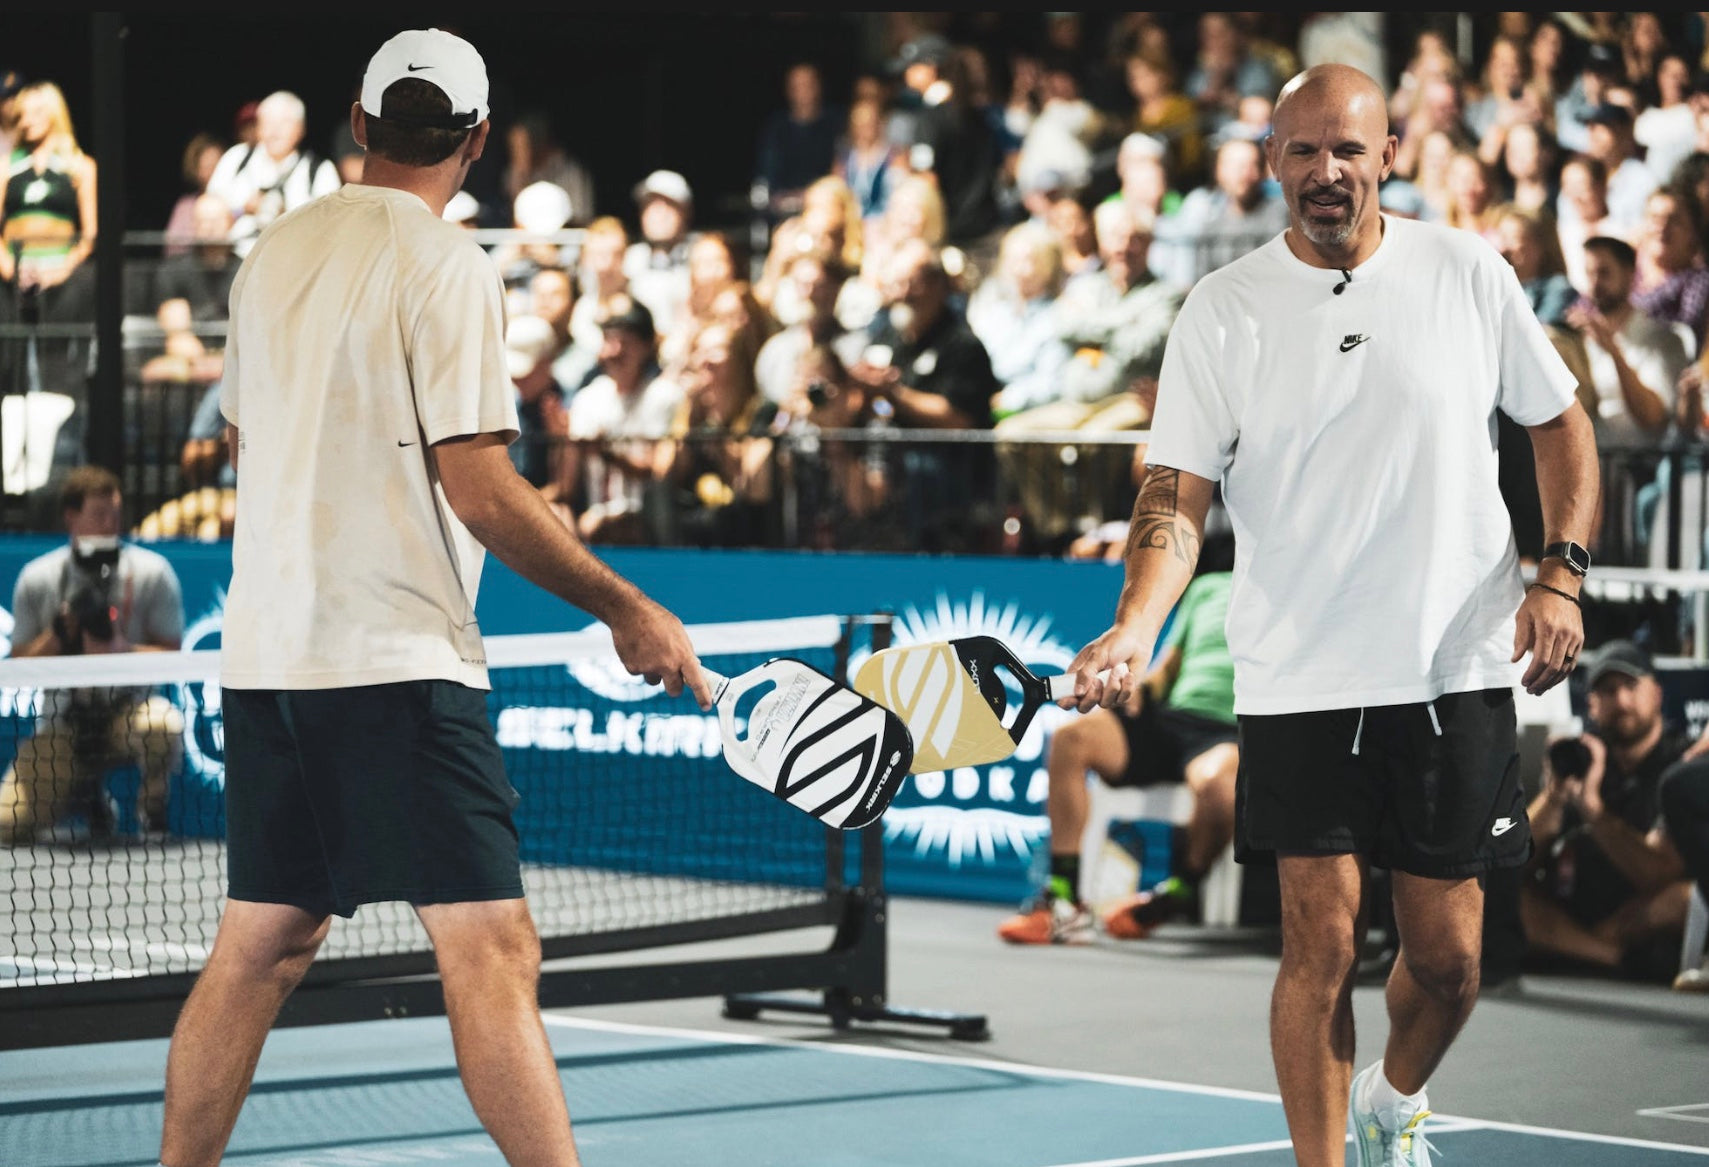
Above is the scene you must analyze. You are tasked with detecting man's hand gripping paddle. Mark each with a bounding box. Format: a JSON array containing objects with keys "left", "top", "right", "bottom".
[{"left": 852, "top": 635, "right": 1093, "bottom": 773}]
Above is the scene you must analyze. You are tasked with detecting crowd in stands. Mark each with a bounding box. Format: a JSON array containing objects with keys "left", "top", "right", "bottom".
[{"left": 10, "top": 13, "right": 1709, "bottom": 560}]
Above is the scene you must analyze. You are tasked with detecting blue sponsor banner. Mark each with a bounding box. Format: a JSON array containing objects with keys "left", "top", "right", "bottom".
[{"left": 0, "top": 538, "right": 1129, "bottom": 903}]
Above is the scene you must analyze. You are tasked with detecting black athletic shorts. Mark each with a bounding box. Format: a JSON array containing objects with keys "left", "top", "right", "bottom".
[
  {"left": 1113, "top": 699, "right": 1239, "bottom": 788},
  {"left": 1234, "top": 688, "right": 1530, "bottom": 878},
  {"left": 223, "top": 681, "right": 523, "bottom": 918}
]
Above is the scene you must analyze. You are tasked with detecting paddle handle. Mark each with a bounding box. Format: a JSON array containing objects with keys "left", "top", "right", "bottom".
[
  {"left": 702, "top": 667, "right": 731, "bottom": 706},
  {"left": 1047, "top": 669, "right": 1111, "bottom": 703}
]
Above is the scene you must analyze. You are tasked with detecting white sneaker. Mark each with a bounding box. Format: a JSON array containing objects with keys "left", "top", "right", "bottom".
[
  {"left": 1349, "top": 1062, "right": 1437, "bottom": 1166},
  {"left": 1675, "top": 963, "right": 1709, "bottom": 993}
]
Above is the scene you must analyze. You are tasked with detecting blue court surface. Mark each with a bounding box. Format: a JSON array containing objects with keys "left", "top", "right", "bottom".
[{"left": 5, "top": 1014, "right": 1707, "bottom": 1167}]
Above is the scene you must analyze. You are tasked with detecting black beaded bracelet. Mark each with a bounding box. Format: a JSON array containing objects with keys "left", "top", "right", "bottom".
[{"left": 1528, "top": 581, "right": 1582, "bottom": 608}]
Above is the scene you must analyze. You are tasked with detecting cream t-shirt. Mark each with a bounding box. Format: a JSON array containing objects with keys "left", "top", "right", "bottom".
[{"left": 220, "top": 184, "right": 518, "bottom": 690}]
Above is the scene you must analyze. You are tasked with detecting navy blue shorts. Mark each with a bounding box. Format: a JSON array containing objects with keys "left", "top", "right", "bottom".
[
  {"left": 222, "top": 681, "right": 523, "bottom": 918},
  {"left": 1235, "top": 688, "right": 1530, "bottom": 878}
]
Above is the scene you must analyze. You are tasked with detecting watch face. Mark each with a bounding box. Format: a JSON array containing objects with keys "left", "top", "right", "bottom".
[{"left": 1545, "top": 542, "right": 1590, "bottom": 574}]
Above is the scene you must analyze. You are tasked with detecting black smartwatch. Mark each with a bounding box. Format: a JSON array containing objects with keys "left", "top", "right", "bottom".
[{"left": 1541, "top": 541, "right": 1591, "bottom": 577}]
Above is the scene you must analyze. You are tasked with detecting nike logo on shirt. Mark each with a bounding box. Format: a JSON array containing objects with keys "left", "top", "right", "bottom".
[
  {"left": 397, "top": 439, "right": 417, "bottom": 447},
  {"left": 1490, "top": 817, "right": 1517, "bottom": 837},
  {"left": 1339, "top": 334, "right": 1370, "bottom": 353}
]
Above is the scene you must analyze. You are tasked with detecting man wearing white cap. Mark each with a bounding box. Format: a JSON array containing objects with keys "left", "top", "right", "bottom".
[
  {"left": 624, "top": 167, "right": 696, "bottom": 337},
  {"left": 157, "top": 29, "right": 707, "bottom": 1167}
]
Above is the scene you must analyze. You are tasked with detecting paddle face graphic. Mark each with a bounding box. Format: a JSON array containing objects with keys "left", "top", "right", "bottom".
[
  {"left": 707, "top": 657, "right": 913, "bottom": 829},
  {"left": 852, "top": 636, "right": 1058, "bottom": 773}
]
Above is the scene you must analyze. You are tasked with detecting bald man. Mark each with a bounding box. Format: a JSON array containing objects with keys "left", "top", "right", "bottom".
[{"left": 1063, "top": 64, "right": 1600, "bottom": 1167}]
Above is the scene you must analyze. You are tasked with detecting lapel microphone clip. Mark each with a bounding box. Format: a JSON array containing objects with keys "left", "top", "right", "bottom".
[{"left": 1333, "top": 268, "right": 1353, "bottom": 295}]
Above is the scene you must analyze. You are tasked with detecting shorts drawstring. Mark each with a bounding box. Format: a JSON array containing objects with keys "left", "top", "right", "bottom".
[
  {"left": 1351, "top": 707, "right": 1366, "bottom": 755},
  {"left": 1426, "top": 700, "right": 1442, "bottom": 736}
]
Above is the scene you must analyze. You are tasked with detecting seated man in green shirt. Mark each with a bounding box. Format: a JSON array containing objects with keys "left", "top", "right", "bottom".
[{"left": 999, "top": 533, "right": 1237, "bottom": 944}]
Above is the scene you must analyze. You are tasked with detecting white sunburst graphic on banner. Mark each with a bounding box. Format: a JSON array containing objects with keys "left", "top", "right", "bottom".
[
  {"left": 850, "top": 592, "right": 1079, "bottom": 869},
  {"left": 170, "top": 592, "right": 228, "bottom": 784}
]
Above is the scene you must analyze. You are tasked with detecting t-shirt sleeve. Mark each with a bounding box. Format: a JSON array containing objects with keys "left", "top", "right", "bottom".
[
  {"left": 9, "top": 563, "right": 47, "bottom": 649},
  {"left": 410, "top": 242, "right": 520, "bottom": 446},
  {"left": 1142, "top": 288, "right": 1238, "bottom": 483},
  {"left": 1493, "top": 257, "right": 1581, "bottom": 426},
  {"left": 218, "top": 259, "right": 248, "bottom": 429},
  {"left": 137, "top": 556, "right": 185, "bottom": 648}
]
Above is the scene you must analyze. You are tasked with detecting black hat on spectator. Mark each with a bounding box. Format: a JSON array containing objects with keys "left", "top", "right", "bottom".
[
  {"left": 1583, "top": 102, "right": 1634, "bottom": 130},
  {"left": 0, "top": 68, "right": 23, "bottom": 100},
  {"left": 1586, "top": 639, "right": 1655, "bottom": 688},
  {"left": 596, "top": 296, "right": 656, "bottom": 344},
  {"left": 1584, "top": 42, "right": 1623, "bottom": 76},
  {"left": 890, "top": 33, "right": 953, "bottom": 76}
]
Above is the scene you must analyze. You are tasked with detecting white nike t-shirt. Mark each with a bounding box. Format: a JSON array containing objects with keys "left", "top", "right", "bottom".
[
  {"left": 220, "top": 184, "right": 518, "bottom": 690},
  {"left": 1144, "top": 215, "right": 1580, "bottom": 715}
]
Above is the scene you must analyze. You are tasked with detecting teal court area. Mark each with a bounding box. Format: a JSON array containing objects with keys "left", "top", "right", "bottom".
[{"left": 6, "top": 1012, "right": 1708, "bottom": 1167}]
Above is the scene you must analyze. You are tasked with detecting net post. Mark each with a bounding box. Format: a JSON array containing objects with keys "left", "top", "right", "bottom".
[{"left": 723, "top": 610, "right": 990, "bottom": 1040}]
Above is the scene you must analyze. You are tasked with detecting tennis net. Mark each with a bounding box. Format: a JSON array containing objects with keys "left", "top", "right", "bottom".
[{"left": 0, "top": 614, "right": 887, "bottom": 1044}]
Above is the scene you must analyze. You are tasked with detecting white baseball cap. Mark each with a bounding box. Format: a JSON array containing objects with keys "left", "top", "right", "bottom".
[
  {"left": 505, "top": 314, "right": 559, "bottom": 379},
  {"left": 360, "top": 29, "right": 489, "bottom": 128},
  {"left": 513, "top": 181, "right": 573, "bottom": 234},
  {"left": 632, "top": 169, "right": 693, "bottom": 208}
]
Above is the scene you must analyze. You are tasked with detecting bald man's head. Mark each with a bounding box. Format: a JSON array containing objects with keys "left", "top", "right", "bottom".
[
  {"left": 1265, "top": 64, "right": 1396, "bottom": 261},
  {"left": 1272, "top": 65, "right": 1389, "bottom": 138}
]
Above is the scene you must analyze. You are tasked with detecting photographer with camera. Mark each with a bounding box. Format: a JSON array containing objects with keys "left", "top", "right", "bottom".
[
  {"left": 1, "top": 466, "right": 185, "bottom": 845},
  {"left": 1521, "top": 639, "right": 1696, "bottom": 979}
]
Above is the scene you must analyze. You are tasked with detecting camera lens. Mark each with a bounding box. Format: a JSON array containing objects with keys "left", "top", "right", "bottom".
[{"left": 1547, "top": 737, "right": 1593, "bottom": 779}]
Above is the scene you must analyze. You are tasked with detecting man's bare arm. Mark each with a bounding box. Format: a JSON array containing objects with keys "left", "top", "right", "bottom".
[
  {"left": 433, "top": 433, "right": 710, "bottom": 706},
  {"left": 1514, "top": 402, "right": 1599, "bottom": 695},
  {"left": 1112, "top": 466, "right": 1215, "bottom": 635},
  {"left": 1066, "top": 466, "right": 1217, "bottom": 711}
]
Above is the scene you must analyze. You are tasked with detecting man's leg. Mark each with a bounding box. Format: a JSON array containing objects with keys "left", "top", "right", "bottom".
[
  {"left": 1045, "top": 707, "right": 1131, "bottom": 869},
  {"left": 0, "top": 727, "right": 77, "bottom": 845},
  {"left": 1181, "top": 742, "right": 1239, "bottom": 877},
  {"left": 121, "top": 696, "right": 185, "bottom": 833},
  {"left": 1382, "top": 871, "right": 1484, "bottom": 1095},
  {"left": 1100, "top": 739, "right": 1238, "bottom": 938},
  {"left": 1272, "top": 853, "right": 1367, "bottom": 1167},
  {"left": 1594, "top": 879, "right": 1694, "bottom": 974},
  {"left": 417, "top": 899, "right": 581, "bottom": 1167},
  {"left": 998, "top": 707, "right": 1130, "bottom": 943},
  {"left": 1519, "top": 883, "right": 1622, "bottom": 967},
  {"left": 160, "top": 900, "right": 330, "bottom": 1167}
]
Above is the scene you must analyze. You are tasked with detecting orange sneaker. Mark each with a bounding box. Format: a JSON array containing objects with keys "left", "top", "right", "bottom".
[
  {"left": 997, "top": 890, "right": 1093, "bottom": 945},
  {"left": 1100, "top": 876, "right": 1200, "bottom": 940}
]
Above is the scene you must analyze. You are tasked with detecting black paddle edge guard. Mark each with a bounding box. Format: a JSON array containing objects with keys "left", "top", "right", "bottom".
[{"left": 0, "top": 611, "right": 990, "bottom": 1049}]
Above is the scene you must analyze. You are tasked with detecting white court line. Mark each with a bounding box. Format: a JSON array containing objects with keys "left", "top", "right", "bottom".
[
  {"left": 1036, "top": 1141, "right": 1296, "bottom": 1166},
  {"left": 1640, "top": 1105, "right": 1709, "bottom": 1127},
  {"left": 542, "top": 1014, "right": 1709, "bottom": 1158},
  {"left": 543, "top": 1014, "right": 1282, "bottom": 1103}
]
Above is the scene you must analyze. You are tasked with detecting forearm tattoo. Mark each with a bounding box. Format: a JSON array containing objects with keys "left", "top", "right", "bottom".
[{"left": 1124, "top": 468, "right": 1201, "bottom": 567}]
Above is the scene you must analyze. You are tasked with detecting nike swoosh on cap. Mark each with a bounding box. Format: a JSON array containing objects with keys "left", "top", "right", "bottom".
[{"left": 406, "top": 63, "right": 430, "bottom": 71}]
